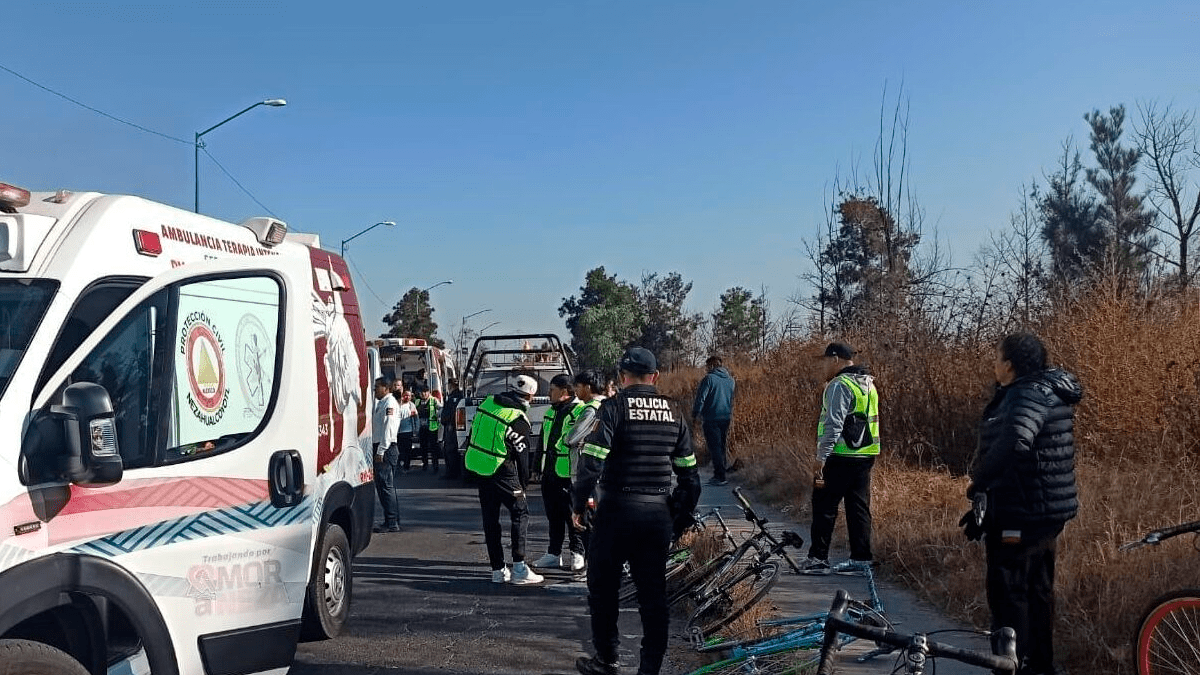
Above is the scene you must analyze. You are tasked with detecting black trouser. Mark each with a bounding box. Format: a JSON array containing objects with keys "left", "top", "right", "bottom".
[
  {"left": 541, "top": 472, "right": 583, "bottom": 556},
  {"left": 587, "top": 494, "right": 672, "bottom": 675},
  {"left": 373, "top": 443, "right": 399, "bottom": 527},
  {"left": 985, "top": 527, "right": 1059, "bottom": 675},
  {"left": 442, "top": 427, "right": 462, "bottom": 478},
  {"left": 477, "top": 480, "right": 529, "bottom": 570},
  {"left": 398, "top": 430, "right": 416, "bottom": 471},
  {"left": 418, "top": 428, "right": 439, "bottom": 469},
  {"left": 808, "top": 454, "right": 874, "bottom": 562},
  {"left": 702, "top": 419, "right": 731, "bottom": 480}
]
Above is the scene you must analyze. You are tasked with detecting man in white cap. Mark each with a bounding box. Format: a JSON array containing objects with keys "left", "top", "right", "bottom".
[{"left": 463, "top": 374, "right": 544, "bottom": 584}]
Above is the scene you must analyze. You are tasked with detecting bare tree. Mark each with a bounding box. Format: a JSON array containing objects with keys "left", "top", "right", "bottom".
[{"left": 1135, "top": 101, "right": 1200, "bottom": 288}]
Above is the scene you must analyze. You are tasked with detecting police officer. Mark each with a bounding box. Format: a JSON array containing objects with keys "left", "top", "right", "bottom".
[
  {"left": 572, "top": 347, "right": 701, "bottom": 675},
  {"left": 440, "top": 378, "right": 465, "bottom": 479},
  {"left": 417, "top": 386, "right": 442, "bottom": 472},
  {"left": 464, "top": 375, "right": 544, "bottom": 585},
  {"left": 533, "top": 374, "right": 585, "bottom": 572}
]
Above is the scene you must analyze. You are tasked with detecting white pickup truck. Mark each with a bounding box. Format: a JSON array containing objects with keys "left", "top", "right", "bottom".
[{"left": 454, "top": 334, "right": 574, "bottom": 459}]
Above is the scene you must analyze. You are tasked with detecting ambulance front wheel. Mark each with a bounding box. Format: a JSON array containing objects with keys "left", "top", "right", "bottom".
[
  {"left": 0, "top": 639, "right": 90, "bottom": 675},
  {"left": 301, "top": 523, "right": 352, "bottom": 640}
]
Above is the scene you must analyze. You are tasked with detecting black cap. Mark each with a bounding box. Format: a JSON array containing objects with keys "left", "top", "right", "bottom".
[
  {"left": 822, "top": 342, "right": 855, "bottom": 360},
  {"left": 618, "top": 347, "right": 658, "bottom": 375}
]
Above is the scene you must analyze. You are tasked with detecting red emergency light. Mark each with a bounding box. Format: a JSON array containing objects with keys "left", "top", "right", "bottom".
[
  {"left": 133, "top": 229, "right": 163, "bottom": 257},
  {"left": 402, "top": 338, "right": 427, "bottom": 347}
]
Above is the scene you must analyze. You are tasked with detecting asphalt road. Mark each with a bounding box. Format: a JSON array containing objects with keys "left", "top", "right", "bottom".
[{"left": 293, "top": 468, "right": 996, "bottom": 675}]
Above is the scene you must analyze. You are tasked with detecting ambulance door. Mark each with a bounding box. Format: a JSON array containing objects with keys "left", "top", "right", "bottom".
[{"left": 28, "top": 258, "right": 313, "bottom": 675}]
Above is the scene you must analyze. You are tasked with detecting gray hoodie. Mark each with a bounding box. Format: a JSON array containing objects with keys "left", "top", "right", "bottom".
[
  {"left": 692, "top": 367, "right": 736, "bottom": 421},
  {"left": 816, "top": 365, "right": 875, "bottom": 463}
]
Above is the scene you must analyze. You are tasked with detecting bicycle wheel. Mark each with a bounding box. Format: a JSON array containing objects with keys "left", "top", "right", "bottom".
[
  {"left": 687, "top": 561, "right": 781, "bottom": 639},
  {"left": 688, "top": 645, "right": 819, "bottom": 675},
  {"left": 669, "top": 550, "right": 737, "bottom": 607},
  {"left": 620, "top": 546, "right": 693, "bottom": 606},
  {"left": 1135, "top": 589, "right": 1200, "bottom": 675}
]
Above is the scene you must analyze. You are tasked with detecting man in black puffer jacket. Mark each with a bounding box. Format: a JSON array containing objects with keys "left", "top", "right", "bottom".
[{"left": 967, "top": 332, "right": 1082, "bottom": 675}]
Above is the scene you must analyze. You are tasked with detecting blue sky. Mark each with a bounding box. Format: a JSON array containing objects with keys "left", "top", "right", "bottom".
[{"left": 3, "top": 1, "right": 1198, "bottom": 347}]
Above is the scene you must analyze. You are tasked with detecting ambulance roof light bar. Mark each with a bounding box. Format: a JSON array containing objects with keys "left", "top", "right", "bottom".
[
  {"left": 0, "top": 182, "right": 32, "bottom": 213},
  {"left": 241, "top": 217, "right": 288, "bottom": 247}
]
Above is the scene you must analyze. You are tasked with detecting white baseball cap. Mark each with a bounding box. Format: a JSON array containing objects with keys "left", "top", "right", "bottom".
[{"left": 510, "top": 375, "right": 537, "bottom": 396}]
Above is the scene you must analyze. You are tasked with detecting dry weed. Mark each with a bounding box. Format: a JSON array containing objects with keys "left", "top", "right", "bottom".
[{"left": 660, "top": 288, "right": 1200, "bottom": 674}]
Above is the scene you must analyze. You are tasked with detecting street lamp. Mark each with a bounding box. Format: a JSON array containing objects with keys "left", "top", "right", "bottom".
[
  {"left": 414, "top": 280, "right": 453, "bottom": 338},
  {"left": 479, "top": 321, "right": 501, "bottom": 334},
  {"left": 194, "top": 98, "right": 287, "bottom": 213},
  {"left": 458, "top": 308, "right": 492, "bottom": 359},
  {"left": 340, "top": 220, "right": 396, "bottom": 257}
]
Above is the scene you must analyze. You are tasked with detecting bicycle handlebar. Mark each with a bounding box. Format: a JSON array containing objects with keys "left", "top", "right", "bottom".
[
  {"left": 816, "top": 590, "right": 1018, "bottom": 674},
  {"left": 1120, "top": 519, "right": 1200, "bottom": 551}
]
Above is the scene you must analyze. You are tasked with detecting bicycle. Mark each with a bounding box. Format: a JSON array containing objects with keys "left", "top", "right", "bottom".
[
  {"left": 670, "top": 488, "right": 805, "bottom": 640},
  {"left": 684, "top": 566, "right": 892, "bottom": 675},
  {"left": 616, "top": 509, "right": 715, "bottom": 606},
  {"left": 1120, "top": 518, "right": 1200, "bottom": 675},
  {"left": 815, "top": 589, "right": 1019, "bottom": 675}
]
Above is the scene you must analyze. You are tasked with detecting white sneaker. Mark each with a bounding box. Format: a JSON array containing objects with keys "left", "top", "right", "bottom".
[
  {"left": 569, "top": 552, "right": 586, "bottom": 571},
  {"left": 491, "top": 566, "right": 511, "bottom": 583},
  {"left": 533, "top": 553, "right": 561, "bottom": 569},
  {"left": 510, "top": 561, "right": 544, "bottom": 585}
]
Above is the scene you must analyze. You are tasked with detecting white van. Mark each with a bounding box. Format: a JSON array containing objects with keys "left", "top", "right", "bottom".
[
  {"left": 372, "top": 337, "right": 458, "bottom": 400},
  {"left": 0, "top": 182, "right": 375, "bottom": 675}
]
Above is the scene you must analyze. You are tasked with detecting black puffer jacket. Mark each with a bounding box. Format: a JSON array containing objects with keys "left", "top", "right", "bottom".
[{"left": 969, "top": 368, "right": 1083, "bottom": 531}]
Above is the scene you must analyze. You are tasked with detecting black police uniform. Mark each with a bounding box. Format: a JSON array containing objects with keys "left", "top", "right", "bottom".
[{"left": 573, "top": 371, "right": 701, "bottom": 675}]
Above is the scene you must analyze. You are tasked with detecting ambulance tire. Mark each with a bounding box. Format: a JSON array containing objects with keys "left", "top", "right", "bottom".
[
  {"left": 0, "top": 639, "right": 90, "bottom": 675},
  {"left": 301, "top": 523, "right": 352, "bottom": 641}
]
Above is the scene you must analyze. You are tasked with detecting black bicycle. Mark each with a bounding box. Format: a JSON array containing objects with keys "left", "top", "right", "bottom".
[
  {"left": 815, "top": 589, "right": 1019, "bottom": 674},
  {"left": 669, "top": 488, "right": 805, "bottom": 639}
]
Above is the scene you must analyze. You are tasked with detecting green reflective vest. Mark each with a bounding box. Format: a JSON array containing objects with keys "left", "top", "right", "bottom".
[
  {"left": 541, "top": 405, "right": 560, "bottom": 462},
  {"left": 465, "top": 396, "right": 524, "bottom": 476},
  {"left": 547, "top": 398, "right": 599, "bottom": 478},
  {"left": 817, "top": 375, "right": 881, "bottom": 456},
  {"left": 425, "top": 397, "right": 440, "bottom": 432}
]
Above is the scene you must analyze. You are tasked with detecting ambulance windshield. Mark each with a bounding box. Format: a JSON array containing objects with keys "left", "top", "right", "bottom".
[{"left": 0, "top": 280, "right": 58, "bottom": 400}]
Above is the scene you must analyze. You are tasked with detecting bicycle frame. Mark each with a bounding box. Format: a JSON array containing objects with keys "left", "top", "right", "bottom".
[{"left": 816, "top": 590, "right": 1019, "bottom": 675}]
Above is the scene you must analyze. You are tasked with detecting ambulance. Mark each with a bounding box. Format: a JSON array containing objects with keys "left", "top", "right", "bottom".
[
  {"left": 371, "top": 337, "right": 457, "bottom": 400},
  {"left": 0, "top": 182, "right": 376, "bottom": 675}
]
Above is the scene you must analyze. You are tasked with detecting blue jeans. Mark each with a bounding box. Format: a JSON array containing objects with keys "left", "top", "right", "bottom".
[
  {"left": 703, "top": 419, "right": 731, "bottom": 480},
  {"left": 374, "top": 443, "right": 400, "bottom": 527}
]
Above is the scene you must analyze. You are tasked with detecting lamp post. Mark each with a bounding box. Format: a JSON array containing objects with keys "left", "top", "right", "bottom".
[
  {"left": 194, "top": 98, "right": 287, "bottom": 213},
  {"left": 458, "top": 308, "right": 492, "bottom": 362},
  {"left": 340, "top": 221, "right": 396, "bottom": 257},
  {"left": 479, "top": 321, "right": 501, "bottom": 335},
  {"left": 414, "top": 280, "right": 452, "bottom": 339}
]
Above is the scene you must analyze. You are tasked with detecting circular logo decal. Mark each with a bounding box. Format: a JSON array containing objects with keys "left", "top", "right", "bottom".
[
  {"left": 187, "top": 322, "right": 226, "bottom": 414},
  {"left": 236, "top": 313, "right": 274, "bottom": 416}
]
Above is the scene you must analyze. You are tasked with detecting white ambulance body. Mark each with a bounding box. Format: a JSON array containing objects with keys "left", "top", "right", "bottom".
[
  {"left": 0, "top": 183, "right": 375, "bottom": 675},
  {"left": 372, "top": 337, "right": 458, "bottom": 400}
]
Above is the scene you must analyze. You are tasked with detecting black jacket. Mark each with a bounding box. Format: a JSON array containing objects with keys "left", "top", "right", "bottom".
[{"left": 969, "top": 368, "right": 1082, "bottom": 531}]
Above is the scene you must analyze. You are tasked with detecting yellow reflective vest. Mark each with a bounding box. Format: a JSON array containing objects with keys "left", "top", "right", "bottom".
[
  {"left": 465, "top": 396, "right": 524, "bottom": 476},
  {"left": 817, "top": 375, "right": 880, "bottom": 456}
]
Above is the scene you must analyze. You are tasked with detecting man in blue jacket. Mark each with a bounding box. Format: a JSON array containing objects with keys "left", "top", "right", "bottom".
[{"left": 692, "top": 356, "right": 736, "bottom": 486}]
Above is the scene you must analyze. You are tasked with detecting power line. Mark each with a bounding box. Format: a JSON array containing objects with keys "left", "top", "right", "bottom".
[
  {"left": 2, "top": 61, "right": 281, "bottom": 219},
  {"left": 200, "top": 147, "right": 279, "bottom": 217},
  {"left": 0, "top": 62, "right": 191, "bottom": 145},
  {"left": 344, "top": 253, "right": 390, "bottom": 310}
]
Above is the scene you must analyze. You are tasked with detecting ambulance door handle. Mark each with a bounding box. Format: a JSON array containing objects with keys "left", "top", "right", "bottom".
[{"left": 269, "top": 450, "right": 304, "bottom": 508}]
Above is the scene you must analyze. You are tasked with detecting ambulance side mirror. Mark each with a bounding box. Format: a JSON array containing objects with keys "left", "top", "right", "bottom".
[{"left": 26, "top": 383, "right": 124, "bottom": 486}]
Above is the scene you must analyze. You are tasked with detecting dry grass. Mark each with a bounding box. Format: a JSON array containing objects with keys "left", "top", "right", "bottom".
[{"left": 659, "top": 288, "right": 1200, "bottom": 674}]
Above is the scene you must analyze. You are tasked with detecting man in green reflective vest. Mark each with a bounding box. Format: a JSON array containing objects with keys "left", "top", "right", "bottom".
[
  {"left": 417, "top": 386, "right": 442, "bottom": 472},
  {"left": 799, "top": 342, "right": 880, "bottom": 576},
  {"left": 465, "top": 375, "right": 544, "bottom": 584},
  {"left": 533, "top": 374, "right": 586, "bottom": 573}
]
